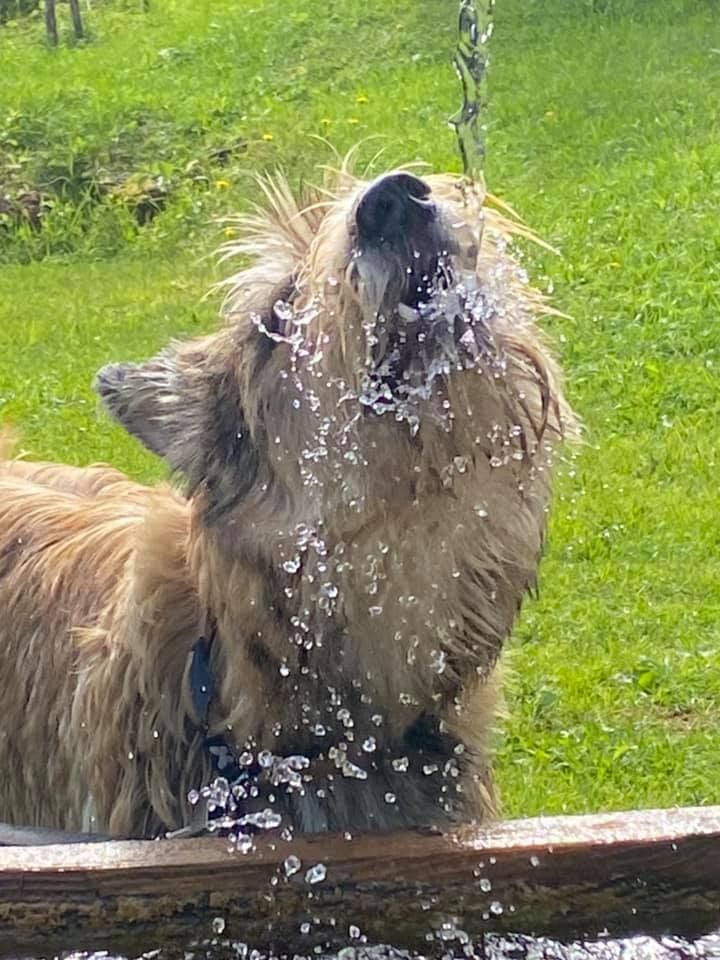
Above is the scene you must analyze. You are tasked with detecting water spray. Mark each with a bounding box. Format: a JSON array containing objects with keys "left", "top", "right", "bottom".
[{"left": 449, "top": 0, "right": 495, "bottom": 187}]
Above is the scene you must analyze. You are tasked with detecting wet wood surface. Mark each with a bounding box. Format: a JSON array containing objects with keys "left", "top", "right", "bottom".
[{"left": 1, "top": 805, "right": 719, "bottom": 955}]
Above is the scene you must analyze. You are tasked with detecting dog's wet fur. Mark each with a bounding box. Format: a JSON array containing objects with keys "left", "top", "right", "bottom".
[{"left": 0, "top": 165, "right": 577, "bottom": 838}]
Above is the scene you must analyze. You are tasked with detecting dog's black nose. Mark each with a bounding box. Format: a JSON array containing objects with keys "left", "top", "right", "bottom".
[{"left": 355, "top": 173, "right": 434, "bottom": 245}]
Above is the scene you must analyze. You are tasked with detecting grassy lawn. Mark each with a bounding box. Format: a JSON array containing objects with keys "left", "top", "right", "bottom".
[{"left": 1, "top": 0, "right": 718, "bottom": 818}]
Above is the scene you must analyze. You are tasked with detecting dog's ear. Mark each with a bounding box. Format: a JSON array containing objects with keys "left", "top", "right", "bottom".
[
  {"left": 95, "top": 343, "right": 260, "bottom": 517},
  {"left": 95, "top": 344, "right": 205, "bottom": 475}
]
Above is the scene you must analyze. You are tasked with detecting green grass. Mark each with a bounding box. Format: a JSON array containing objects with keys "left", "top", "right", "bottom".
[{"left": 1, "top": 0, "right": 719, "bottom": 818}]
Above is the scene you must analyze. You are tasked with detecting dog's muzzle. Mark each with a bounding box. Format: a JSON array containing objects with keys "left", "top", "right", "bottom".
[
  {"left": 352, "top": 176, "right": 469, "bottom": 417},
  {"left": 353, "top": 173, "right": 450, "bottom": 314}
]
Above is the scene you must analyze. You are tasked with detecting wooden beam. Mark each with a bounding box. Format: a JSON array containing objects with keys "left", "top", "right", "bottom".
[{"left": 1, "top": 806, "right": 719, "bottom": 956}]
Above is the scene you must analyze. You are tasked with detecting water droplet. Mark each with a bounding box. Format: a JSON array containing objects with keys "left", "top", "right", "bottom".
[
  {"left": 212, "top": 916, "right": 226, "bottom": 935},
  {"left": 362, "top": 736, "right": 377, "bottom": 753},
  {"left": 273, "top": 299, "right": 294, "bottom": 323},
  {"left": 430, "top": 649, "right": 447, "bottom": 674},
  {"left": 384, "top": 792, "right": 397, "bottom": 804},
  {"left": 240, "top": 808, "right": 282, "bottom": 831},
  {"left": 284, "top": 855, "right": 302, "bottom": 877},
  {"left": 349, "top": 924, "right": 361, "bottom": 939},
  {"left": 529, "top": 854, "right": 540, "bottom": 867},
  {"left": 368, "top": 605, "right": 383, "bottom": 617},
  {"left": 236, "top": 832, "right": 254, "bottom": 854},
  {"left": 337, "top": 707, "right": 354, "bottom": 728},
  {"left": 489, "top": 900, "right": 503, "bottom": 915},
  {"left": 305, "top": 862, "right": 327, "bottom": 884},
  {"left": 341, "top": 761, "right": 368, "bottom": 780},
  {"left": 392, "top": 756, "right": 409, "bottom": 772},
  {"left": 479, "top": 877, "right": 492, "bottom": 892},
  {"left": 474, "top": 505, "right": 488, "bottom": 518}
]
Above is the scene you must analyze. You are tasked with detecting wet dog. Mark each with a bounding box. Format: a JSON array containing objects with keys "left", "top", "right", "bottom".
[{"left": 0, "top": 166, "right": 576, "bottom": 838}]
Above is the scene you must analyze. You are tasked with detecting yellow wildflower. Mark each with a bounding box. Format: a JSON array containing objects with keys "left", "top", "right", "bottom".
[
  {"left": 214, "top": 179, "right": 230, "bottom": 190},
  {"left": 262, "top": 132, "right": 274, "bottom": 142},
  {"left": 356, "top": 94, "right": 369, "bottom": 105},
  {"left": 348, "top": 117, "right": 360, "bottom": 125}
]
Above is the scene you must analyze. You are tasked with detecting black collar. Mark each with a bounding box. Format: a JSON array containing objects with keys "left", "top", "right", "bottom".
[{"left": 190, "top": 624, "right": 254, "bottom": 786}]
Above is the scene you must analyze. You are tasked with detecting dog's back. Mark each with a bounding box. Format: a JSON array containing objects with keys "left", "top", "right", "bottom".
[{"left": 0, "top": 453, "right": 154, "bottom": 829}]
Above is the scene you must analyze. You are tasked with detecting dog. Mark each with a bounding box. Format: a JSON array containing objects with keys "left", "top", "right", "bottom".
[{"left": 0, "top": 165, "right": 577, "bottom": 839}]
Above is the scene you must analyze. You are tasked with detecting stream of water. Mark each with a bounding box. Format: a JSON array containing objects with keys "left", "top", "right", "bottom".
[{"left": 448, "top": 0, "right": 495, "bottom": 184}]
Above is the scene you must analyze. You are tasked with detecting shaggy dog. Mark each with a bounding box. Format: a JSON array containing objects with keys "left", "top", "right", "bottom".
[{"left": 0, "top": 166, "right": 576, "bottom": 839}]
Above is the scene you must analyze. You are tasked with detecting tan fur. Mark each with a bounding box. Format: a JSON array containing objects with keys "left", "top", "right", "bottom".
[{"left": 0, "top": 166, "right": 577, "bottom": 837}]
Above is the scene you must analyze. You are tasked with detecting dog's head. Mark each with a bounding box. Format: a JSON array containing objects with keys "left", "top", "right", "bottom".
[{"left": 96, "top": 165, "right": 574, "bottom": 532}]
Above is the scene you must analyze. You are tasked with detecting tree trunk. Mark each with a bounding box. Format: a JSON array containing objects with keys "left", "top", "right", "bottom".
[
  {"left": 44, "top": 0, "right": 58, "bottom": 46},
  {"left": 68, "top": 0, "right": 84, "bottom": 39}
]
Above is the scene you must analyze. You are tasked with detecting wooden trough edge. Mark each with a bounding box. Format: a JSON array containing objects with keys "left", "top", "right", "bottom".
[{"left": 1, "top": 805, "right": 720, "bottom": 955}]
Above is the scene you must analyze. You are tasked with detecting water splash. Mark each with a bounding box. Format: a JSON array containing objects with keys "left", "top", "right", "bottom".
[
  {"left": 449, "top": 0, "right": 495, "bottom": 184},
  {"left": 55, "top": 932, "right": 720, "bottom": 959}
]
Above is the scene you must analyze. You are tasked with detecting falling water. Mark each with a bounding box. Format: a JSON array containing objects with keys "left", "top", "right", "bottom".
[{"left": 448, "top": 0, "right": 495, "bottom": 185}]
